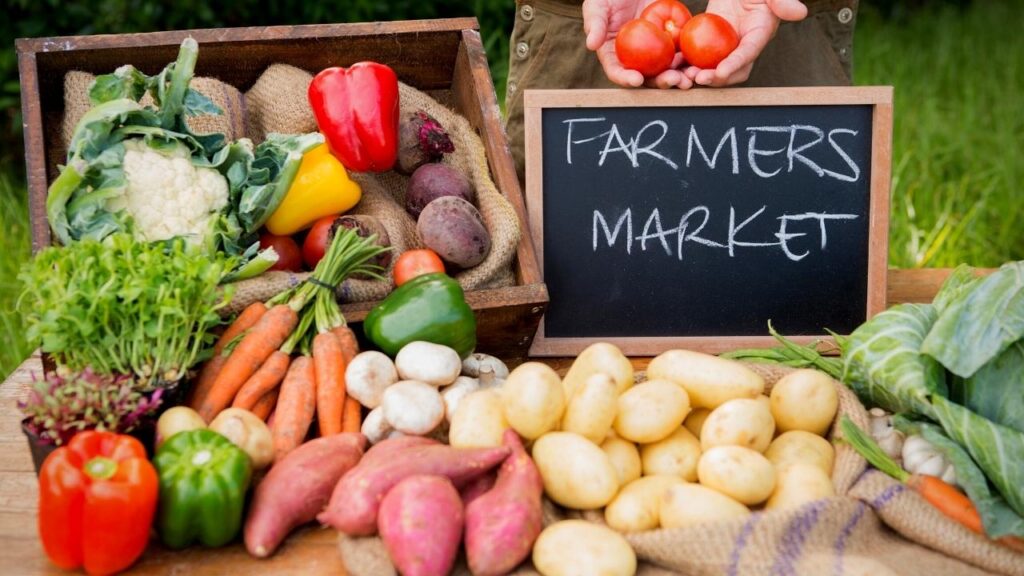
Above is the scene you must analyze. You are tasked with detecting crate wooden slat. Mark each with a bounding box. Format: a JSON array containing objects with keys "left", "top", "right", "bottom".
[{"left": 16, "top": 19, "right": 548, "bottom": 360}]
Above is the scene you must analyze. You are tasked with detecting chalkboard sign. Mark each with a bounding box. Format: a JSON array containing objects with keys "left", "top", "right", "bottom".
[{"left": 524, "top": 88, "right": 892, "bottom": 356}]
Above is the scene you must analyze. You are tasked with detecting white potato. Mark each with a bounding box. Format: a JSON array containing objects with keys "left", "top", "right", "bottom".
[
  {"left": 532, "top": 432, "right": 619, "bottom": 509},
  {"left": 345, "top": 351, "right": 399, "bottom": 409},
  {"left": 561, "top": 342, "right": 634, "bottom": 399},
  {"left": 647, "top": 349, "right": 764, "bottom": 410},
  {"left": 601, "top": 436, "right": 643, "bottom": 488},
  {"left": 562, "top": 372, "right": 618, "bottom": 444},
  {"left": 533, "top": 520, "right": 636, "bottom": 576},
  {"left": 502, "top": 362, "right": 565, "bottom": 440},
  {"left": 770, "top": 369, "right": 839, "bottom": 436},
  {"left": 605, "top": 475, "right": 685, "bottom": 532},
  {"left": 766, "top": 463, "right": 835, "bottom": 510},
  {"left": 659, "top": 483, "right": 750, "bottom": 529},
  {"left": 765, "top": 431, "right": 835, "bottom": 476},
  {"left": 683, "top": 407, "right": 711, "bottom": 438},
  {"left": 614, "top": 379, "right": 691, "bottom": 443},
  {"left": 394, "top": 341, "right": 462, "bottom": 387},
  {"left": 449, "top": 389, "right": 509, "bottom": 448},
  {"left": 381, "top": 380, "right": 445, "bottom": 435},
  {"left": 700, "top": 398, "right": 775, "bottom": 453},
  {"left": 697, "top": 445, "right": 776, "bottom": 505},
  {"left": 640, "top": 426, "right": 701, "bottom": 481}
]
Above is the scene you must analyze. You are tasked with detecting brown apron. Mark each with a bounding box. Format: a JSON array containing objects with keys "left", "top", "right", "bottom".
[{"left": 504, "top": 0, "right": 859, "bottom": 184}]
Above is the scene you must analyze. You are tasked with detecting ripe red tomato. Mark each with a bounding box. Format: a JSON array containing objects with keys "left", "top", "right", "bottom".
[
  {"left": 393, "top": 249, "right": 446, "bottom": 286},
  {"left": 614, "top": 19, "right": 676, "bottom": 78},
  {"left": 259, "top": 232, "right": 303, "bottom": 272},
  {"left": 678, "top": 13, "right": 740, "bottom": 69},
  {"left": 301, "top": 214, "right": 340, "bottom": 270},
  {"left": 640, "top": 0, "right": 692, "bottom": 49}
]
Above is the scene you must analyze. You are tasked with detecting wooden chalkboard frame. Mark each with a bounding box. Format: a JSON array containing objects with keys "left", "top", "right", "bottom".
[{"left": 524, "top": 87, "right": 893, "bottom": 356}]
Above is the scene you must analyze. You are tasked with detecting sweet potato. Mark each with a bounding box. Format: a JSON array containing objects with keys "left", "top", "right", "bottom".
[
  {"left": 317, "top": 438, "right": 510, "bottom": 536},
  {"left": 378, "top": 475, "right": 464, "bottom": 576},
  {"left": 416, "top": 196, "right": 490, "bottom": 269},
  {"left": 244, "top": 433, "right": 367, "bottom": 558},
  {"left": 464, "top": 429, "right": 543, "bottom": 576},
  {"left": 459, "top": 471, "right": 497, "bottom": 508}
]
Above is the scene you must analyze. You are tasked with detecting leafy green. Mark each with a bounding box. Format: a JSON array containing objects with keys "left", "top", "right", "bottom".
[
  {"left": 932, "top": 264, "right": 982, "bottom": 314},
  {"left": 951, "top": 341, "right": 1024, "bottom": 434},
  {"left": 18, "top": 234, "right": 232, "bottom": 390},
  {"left": 841, "top": 303, "right": 946, "bottom": 417},
  {"left": 922, "top": 261, "right": 1024, "bottom": 377},
  {"left": 894, "top": 415, "right": 1024, "bottom": 539}
]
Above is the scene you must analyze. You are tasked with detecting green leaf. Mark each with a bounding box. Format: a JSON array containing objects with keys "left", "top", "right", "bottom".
[
  {"left": 950, "top": 341, "right": 1024, "bottom": 434},
  {"left": 235, "top": 132, "right": 324, "bottom": 234},
  {"left": 922, "top": 261, "right": 1024, "bottom": 377},
  {"left": 89, "top": 65, "right": 150, "bottom": 105}
]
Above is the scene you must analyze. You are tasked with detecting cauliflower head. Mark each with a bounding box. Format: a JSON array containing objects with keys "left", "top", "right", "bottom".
[{"left": 106, "top": 139, "right": 229, "bottom": 246}]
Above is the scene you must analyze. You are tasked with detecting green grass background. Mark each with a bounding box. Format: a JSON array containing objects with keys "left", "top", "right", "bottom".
[{"left": 0, "top": 1, "right": 1021, "bottom": 378}]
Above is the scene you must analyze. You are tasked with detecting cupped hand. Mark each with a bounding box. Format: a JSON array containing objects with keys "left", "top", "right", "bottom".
[
  {"left": 583, "top": 0, "right": 694, "bottom": 89},
  {"left": 685, "top": 0, "right": 808, "bottom": 86}
]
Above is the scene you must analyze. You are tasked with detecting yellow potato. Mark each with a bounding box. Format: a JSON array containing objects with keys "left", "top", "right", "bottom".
[
  {"left": 601, "top": 436, "right": 643, "bottom": 488},
  {"left": 502, "top": 362, "right": 565, "bottom": 440},
  {"left": 614, "top": 379, "right": 691, "bottom": 443},
  {"left": 700, "top": 398, "right": 775, "bottom": 453},
  {"left": 562, "top": 372, "right": 618, "bottom": 444},
  {"left": 766, "top": 463, "right": 835, "bottom": 510},
  {"left": 659, "top": 483, "right": 750, "bottom": 529},
  {"left": 640, "top": 426, "right": 701, "bottom": 481},
  {"left": 647, "top": 349, "right": 764, "bottom": 409},
  {"left": 532, "top": 432, "right": 619, "bottom": 509},
  {"left": 156, "top": 406, "right": 206, "bottom": 449},
  {"left": 561, "top": 342, "right": 634, "bottom": 399},
  {"left": 765, "top": 431, "right": 835, "bottom": 476},
  {"left": 683, "top": 407, "right": 711, "bottom": 438},
  {"left": 449, "top": 389, "right": 509, "bottom": 448},
  {"left": 605, "top": 475, "right": 686, "bottom": 532},
  {"left": 697, "top": 445, "right": 776, "bottom": 505},
  {"left": 533, "top": 520, "right": 636, "bottom": 576},
  {"left": 770, "top": 369, "right": 839, "bottom": 436}
]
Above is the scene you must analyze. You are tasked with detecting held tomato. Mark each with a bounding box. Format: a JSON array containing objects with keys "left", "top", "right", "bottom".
[
  {"left": 614, "top": 19, "right": 676, "bottom": 78},
  {"left": 259, "top": 233, "right": 303, "bottom": 272},
  {"left": 301, "top": 214, "right": 340, "bottom": 270},
  {"left": 678, "top": 13, "right": 740, "bottom": 69},
  {"left": 393, "top": 249, "right": 446, "bottom": 286},
  {"left": 640, "top": 0, "right": 692, "bottom": 49}
]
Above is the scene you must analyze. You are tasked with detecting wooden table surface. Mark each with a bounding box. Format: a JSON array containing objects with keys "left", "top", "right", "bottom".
[{"left": 0, "top": 268, "right": 965, "bottom": 574}]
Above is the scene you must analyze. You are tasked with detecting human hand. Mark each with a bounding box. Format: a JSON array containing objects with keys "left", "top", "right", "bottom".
[
  {"left": 685, "top": 0, "right": 808, "bottom": 86},
  {"left": 583, "top": 0, "right": 693, "bottom": 89}
]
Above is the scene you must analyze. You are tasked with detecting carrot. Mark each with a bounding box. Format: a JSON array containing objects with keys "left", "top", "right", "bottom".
[
  {"left": 233, "top": 351, "right": 291, "bottom": 410},
  {"left": 331, "top": 325, "right": 360, "bottom": 363},
  {"left": 273, "top": 356, "right": 317, "bottom": 461},
  {"left": 341, "top": 395, "right": 362, "bottom": 434},
  {"left": 314, "top": 332, "right": 347, "bottom": 437},
  {"left": 199, "top": 304, "right": 299, "bottom": 422},
  {"left": 189, "top": 302, "right": 268, "bottom": 409},
  {"left": 251, "top": 388, "right": 280, "bottom": 422}
]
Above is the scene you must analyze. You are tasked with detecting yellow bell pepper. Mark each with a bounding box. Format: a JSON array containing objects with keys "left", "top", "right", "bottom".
[{"left": 265, "top": 143, "right": 362, "bottom": 235}]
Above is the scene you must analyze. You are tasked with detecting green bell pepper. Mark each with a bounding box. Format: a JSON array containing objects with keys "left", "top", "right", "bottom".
[
  {"left": 364, "top": 272, "right": 476, "bottom": 358},
  {"left": 153, "top": 429, "right": 252, "bottom": 549}
]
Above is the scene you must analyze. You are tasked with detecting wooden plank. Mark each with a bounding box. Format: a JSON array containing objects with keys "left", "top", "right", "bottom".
[
  {"left": 887, "top": 267, "right": 995, "bottom": 305},
  {"left": 523, "top": 86, "right": 898, "bottom": 108},
  {"left": 15, "top": 48, "right": 50, "bottom": 253},
  {"left": 866, "top": 90, "right": 894, "bottom": 318}
]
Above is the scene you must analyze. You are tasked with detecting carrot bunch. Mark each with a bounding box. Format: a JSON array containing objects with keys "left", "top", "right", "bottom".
[{"left": 190, "top": 227, "right": 389, "bottom": 461}]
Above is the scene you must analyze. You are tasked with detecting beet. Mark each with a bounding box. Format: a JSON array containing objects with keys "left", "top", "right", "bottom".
[
  {"left": 396, "top": 111, "right": 455, "bottom": 175},
  {"left": 417, "top": 196, "right": 491, "bottom": 269},
  {"left": 329, "top": 215, "right": 393, "bottom": 270},
  {"left": 405, "top": 164, "right": 475, "bottom": 219}
]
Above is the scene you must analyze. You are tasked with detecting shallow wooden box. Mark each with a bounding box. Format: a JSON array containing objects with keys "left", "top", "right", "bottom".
[{"left": 16, "top": 18, "right": 548, "bottom": 361}]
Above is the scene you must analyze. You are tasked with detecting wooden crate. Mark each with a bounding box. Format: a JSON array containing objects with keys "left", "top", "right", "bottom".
[{"left": 16, "top": 18, "right": 548, "bottom": 360}]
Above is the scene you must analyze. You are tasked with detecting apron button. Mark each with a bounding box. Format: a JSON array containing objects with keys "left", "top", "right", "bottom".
[
  {"left": 521, "top": 5, "right": 535, "bottom": 21},
  {"left": 508, "top": 81, "right": 518, "bottom": 95},
  {"left": 516, "top": 42, "right": 530, "bottom": 59},
  {"left": 838, "top": 7, "right": 854, "bottom": 24}
]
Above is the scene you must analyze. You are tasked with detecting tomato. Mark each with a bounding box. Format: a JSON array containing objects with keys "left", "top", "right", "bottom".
[
  {"left": 614, "top": 19, "right": 676, "bottom": 78},
  {"left": 301, "top": 214, "right": 340, "bottom": 270},
  {"left": 678, "top": 13, "right": 740, "bottom": 69},
  {"left": 259, "top": 232, "right": 303, "bottom": 272},
  {"left": 393, "top": 249, "right": 446, "bottom": 286},
  {"left": 640, "top": 0, "right": 692, "bottom": 49}
]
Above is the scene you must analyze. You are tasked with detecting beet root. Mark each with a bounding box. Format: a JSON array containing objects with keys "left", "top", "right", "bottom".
[
  {"left": 405, "top": 163, "right": 475, "bottom": 219},
  {"left": 416, "top": 196, "right": 491, "bottom": 269}
]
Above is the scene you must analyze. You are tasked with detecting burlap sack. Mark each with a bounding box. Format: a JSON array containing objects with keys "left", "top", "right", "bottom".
[
  {"left": 849, "top": 469, "right": 1024, "bottom": 576},
  {"left": 225, "top": 65, "right": 520, "bottom": 313}
]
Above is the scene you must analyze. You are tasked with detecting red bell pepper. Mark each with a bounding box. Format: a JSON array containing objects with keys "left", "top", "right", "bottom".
[
  {"left": 309, "top": 62, "right": 400, "bottom": 173},
  {"left": 38, "top": 431, "right": 158, "bottom": 576}
]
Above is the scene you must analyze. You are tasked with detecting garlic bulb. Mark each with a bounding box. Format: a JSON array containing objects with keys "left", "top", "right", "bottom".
[
  {"left": 868, "top": 408, "right": 905, "bottom": 460},
  {"left": 903, "top": 435, "right": 957, "bottom": 486}
]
